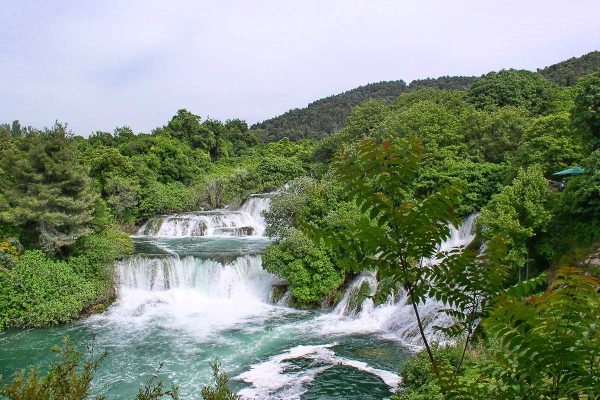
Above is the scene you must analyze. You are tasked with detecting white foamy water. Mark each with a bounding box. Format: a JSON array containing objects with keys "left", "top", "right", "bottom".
[
  {"left": 236, "top": 343, "right": 401, "bottom": 400},
  {"left": 102, "top": 254, "right": 283, "bottom": 337},
  {"left": 233, "top": 215, "right": 478, "bottom": 398},
  {"left": 317, "top": 214, "right": 478, "bottom": 347},
  {"left": 136, "top": 195, "right": 272, "bottom": 238}
]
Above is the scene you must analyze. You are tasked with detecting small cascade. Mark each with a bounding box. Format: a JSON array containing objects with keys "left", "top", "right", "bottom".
[
  {"left": 439, "top": 213, "right": 477, "bottom": 252},
  {"left": 106, "top": 193, "right": 283, "bottom": 334},
  {"left": 136, "top": 194, "right": 273, "bottom": 238},
  {"left": 116, "top": 255, "right": 279, "bottom": 302},
  {"left": 331, "top": 214, "right": 479, "bottom": 346},
  {"left": 334, "top": 272, "right": 377, "bottom": 316},
  {"left": 238, "top": 194, "right": 272, "bottom": 235}
]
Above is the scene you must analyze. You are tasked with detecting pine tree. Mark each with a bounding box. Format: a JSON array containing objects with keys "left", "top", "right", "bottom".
[{"left": 0, "top": 124, "right": 97, "bottom": 255}]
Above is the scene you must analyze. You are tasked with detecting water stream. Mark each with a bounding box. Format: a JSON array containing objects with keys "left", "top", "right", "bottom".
[{"left": 0, "top": 196, "right": 477, "bottom": 399}]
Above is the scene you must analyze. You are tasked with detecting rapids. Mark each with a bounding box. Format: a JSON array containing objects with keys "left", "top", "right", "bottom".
[{"left": 0, "top": 195, "right": 478, "bottom": 399}]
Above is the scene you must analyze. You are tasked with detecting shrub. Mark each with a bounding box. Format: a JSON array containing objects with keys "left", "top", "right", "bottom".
[
  {"left": 262, "top": 228, "right": 343, "bottom": 305},
  {"left": 0, "top": 251, "right": 104, "bottom": 329}
]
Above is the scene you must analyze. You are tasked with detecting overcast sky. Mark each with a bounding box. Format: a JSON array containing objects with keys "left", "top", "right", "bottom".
[{"left": 1, "top": 0, "right": 599, "bottom": 136}]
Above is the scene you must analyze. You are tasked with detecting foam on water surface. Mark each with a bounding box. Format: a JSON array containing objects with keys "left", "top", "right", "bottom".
[{"left": 236, "top": 343, "right": 401, "bottom": 400}]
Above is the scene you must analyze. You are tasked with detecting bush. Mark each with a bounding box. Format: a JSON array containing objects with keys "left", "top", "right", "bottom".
[
  {"left": 256, "top": 156, "right": 304, "bottom": 190},
  {"left": 392, "top": 345, "right": 463, "bottom": 400},
  {"left": 71, "top": 229, "right": 133, "bottom": 278},
  {"left": 262, "top": 228, "right": 344, "bottom": 305},
  {"left": 138, "top": 181, "right": 192, "bottom": 219},
  {"left": 0, "top": 251, "right": 105, "bottom": 328}
]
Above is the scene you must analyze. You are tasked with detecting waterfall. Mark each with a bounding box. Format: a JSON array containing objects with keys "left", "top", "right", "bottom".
[
  {"left": 136, "top": 194, "right": 273, "bottom": 238},
  {"left": 238, "top": 194, "right": 272, "bottom": 235},
  {"left": 117, "top": 255, "right": 279, "bottom": 301},
  {"left": 439, "top": 213, "right": 477, "bottom": 252},
  {"left": 109, "top": 193, "right": 282, "bottom": 325},
  {"left": 333, "top": 271, "right": 378, "bottom": 316},
  {"left": 331, "top": 214, "right": 478, "bottom": 346},
  {"left": 109, "top": 254, "right": 282, "bottom": 326}
]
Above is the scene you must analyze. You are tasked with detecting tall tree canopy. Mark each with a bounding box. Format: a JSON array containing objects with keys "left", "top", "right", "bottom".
[{"left": 0, "top": 125, "right": 97, "bottom": 254}]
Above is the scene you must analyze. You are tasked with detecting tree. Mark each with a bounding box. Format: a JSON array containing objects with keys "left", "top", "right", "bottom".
[
  {"left": 463, "top": 107, "right": 529, "bottom": 163},
  {"left": 572, "top": 72, "right": 600, "bottom": 147},
  {"left": 478, "top": 165, "right": 553, "bottom": 276},
  {"left": 262, "top": 228, "right": 343, "bottom": 305},
  {"left": 164, "top": 109, "right": 214, "bottom": 151},
  {"left": 484, "top": 267, "right": 600, "bottom": 399},
  {"left": 148, "top": 136, "right": 199, "bottom": 185},
  {"left": 314, "top": 138, "right": 497, "bottom": 374},
  {"left": 561, "top": 149, "right": 600, "bottom": 220},
  {"left": 466, "top": 69, "right": 557, "bottom": 115},
  {"left": 0, "top": 125, "right": 97, "bottom": 254},
  {"left": 224, "top": 119, "right": 258, "bottom": 155},
  {"left": 513, "top": 112, "right": 583, "bottom": 175}
]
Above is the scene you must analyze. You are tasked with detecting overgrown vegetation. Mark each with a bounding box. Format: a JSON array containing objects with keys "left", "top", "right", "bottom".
[
  {"left": 1, "top": 51, "right": 600, "bottom": 398},
  {"left": 0, "top": 111, "right": 314, "bottom": 329}
]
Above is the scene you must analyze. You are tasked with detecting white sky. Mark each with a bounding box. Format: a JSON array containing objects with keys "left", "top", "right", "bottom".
[{"left": 1, "top": 0, "right": 599, "bottom": 135}]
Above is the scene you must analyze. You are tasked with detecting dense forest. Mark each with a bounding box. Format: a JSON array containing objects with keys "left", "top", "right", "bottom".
[
  {"left": 538, "top": 50, "right": 600, "bottom": 86},
  {"left": 253, "top": 51, "right": 600, "bottom": 141},
  {"left": 251, "top": 77, "right": 476, "bottom": 141},
  {"left": 1, "top": 51, "right": 600, "bottom": 399}
]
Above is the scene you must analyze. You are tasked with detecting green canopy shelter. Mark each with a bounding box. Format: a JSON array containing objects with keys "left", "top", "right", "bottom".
[{"left": 552, "top": 167, "right": 585, "bottom": 177}]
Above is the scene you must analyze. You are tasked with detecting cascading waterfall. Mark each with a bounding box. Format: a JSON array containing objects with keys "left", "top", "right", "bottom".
[
  {"left": 333, "top": 271, "right": 378, "bottom": 316},
  {"left": 106, "top": 194, "right": 282, "bottom": 332},
  {"left": 116, "top": 255, "right": 279, "bottom": 301},
  {"left": 136, "top": 194, "right": 272, "bottom": 238},
  {"left": 0, "top": 192, "right": 480, "bottom": 399},
  {"left": 331, "top": 214, "right": 478, "bottom": 346}
]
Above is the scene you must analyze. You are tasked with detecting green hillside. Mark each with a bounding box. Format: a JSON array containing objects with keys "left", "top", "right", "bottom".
[
  {"left": 251, "top": 77, "right": 476, "bottom": 141},
  {"left": 538, "top": 50, "right": 600, "bottom": 86},
  {"left": 253, "top": 51, "right": 600, "bottom": 141}
]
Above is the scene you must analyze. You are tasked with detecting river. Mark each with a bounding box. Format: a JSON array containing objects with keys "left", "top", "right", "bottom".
[{"left": 0, "top": 195, "right": 476, "bottom": 399}]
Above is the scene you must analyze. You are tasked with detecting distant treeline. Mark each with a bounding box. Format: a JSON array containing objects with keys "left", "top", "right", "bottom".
[{"left": 252, "top": 51, "right": 600, "bottom": 141}]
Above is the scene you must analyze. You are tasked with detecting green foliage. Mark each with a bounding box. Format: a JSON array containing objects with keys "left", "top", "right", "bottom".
[
  {"left": 138, "top": 182, "right": 192, "bottom": 219},
  {"left": 417, "top": 159, "right": 504, "bottom": 216},
  {"left": 572, "top": 72, "right": 600, "bottom": 146},
  {"left": 251, "top": 77, "right": 476, "bottom": 142},
  {"left": 463, "top": 106, "right": 529, "bottom": 164},
  {"left": 478, "top": 165, "right": 553, "bottom": 271},
  {"left": 72, "top": 229, "right": 133, "bottom": 275},
  {"left": 0, "top": 250, "right": 107, "bottom": 328},
  {"left": 264, "top": 176, "right": 345, "bottom": 238},
  {"left": 512, "top": 111, "right": 583, "bottom": 175},
  {"left": 255, "top": 155, "right": 304, "bottom": 190},
  {"left": 252, "top": 81, "right": 408, "bottom": 141},
  {"left": 316, "top": 138, "right": 490, "bottom": 370},
  {"left": 262, "top": 228, "right": 344, "bottom": 305},
  {"left": 466, "top": 69, "right": 558, "bottom": 115},
  {"left": 0, "top": 338, "right": 106, "bottom": 400},
  {"left": 380, "top": 92, "right": 469, "bottom": 160},
  {"left": 562, "top": 150, "right": 600, "bottom": 219},
  {"left": 0, "top": 125, "right": 97, "bottom": 254},
  {"left": 484, "top": 267, "right": 600, "bottom": 399},
  {"left": 392, "top": 345, "right": 463, "bottom": 400},
  {"left": 104, "top": 174, "right": 141, "bottom": 225},
  {"left": 538, "top": 50, "right": 600, "bottom": 86},
  {"left": 200, "top": 362, "right": 240, "bottom": 400}
]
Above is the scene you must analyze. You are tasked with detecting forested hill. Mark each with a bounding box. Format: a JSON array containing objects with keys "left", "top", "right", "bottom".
[
  {"left": 251, "top": 77, "right": 476, "bottom": 141},
  {"left": 538, "top": 50, "right": 600, "bottom": 86},
  {"left": 252, "top": 51, "right": 600, "bottom": 141},
  {"left": 251, "top": 80, "right": 408, "bottom": 142}
]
